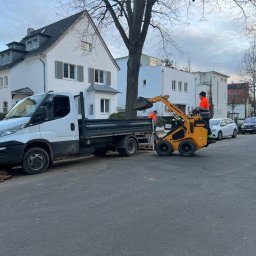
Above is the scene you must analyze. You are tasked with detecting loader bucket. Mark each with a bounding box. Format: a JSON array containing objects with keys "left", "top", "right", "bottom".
[{"left": 134, "top": 97, "right": 153, "bottom": 110}]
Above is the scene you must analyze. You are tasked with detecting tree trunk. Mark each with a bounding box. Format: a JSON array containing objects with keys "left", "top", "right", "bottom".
[{"left": 125, "top": 48, "right": 142, "bottom": 118}]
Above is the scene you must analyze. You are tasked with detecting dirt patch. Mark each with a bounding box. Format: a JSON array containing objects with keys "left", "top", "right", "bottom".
[{"left": 0, "top": 171, "right": 12, "bottom": 182}]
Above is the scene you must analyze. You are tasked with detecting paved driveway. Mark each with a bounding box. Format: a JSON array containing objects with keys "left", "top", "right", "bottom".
[{"left": 1, "top": 134, "right": 256, "bottom": 256}]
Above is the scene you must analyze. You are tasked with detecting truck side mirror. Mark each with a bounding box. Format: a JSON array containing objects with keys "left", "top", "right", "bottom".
[{"left": 33, "top": 106, "right": 48, "bottom": 123}]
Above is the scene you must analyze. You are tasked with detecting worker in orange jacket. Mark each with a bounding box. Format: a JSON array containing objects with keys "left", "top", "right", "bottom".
[
  {"left": 198, "top": 91, "right": 213, "bottom": 140},
  {"left": 148, "top": 110, "right": 157, "bottom": 123}
]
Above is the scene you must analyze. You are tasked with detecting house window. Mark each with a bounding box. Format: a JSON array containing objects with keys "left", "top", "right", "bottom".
[
  {"left": 184, "top": 82, "right": 188, "bottom": 92},
  {"left": 143, "top": 79, "right": 147, "bottom": 87},
  {"left": 0, "top": 77, "right": 3, "bottom": 89},
  {"left": 4, "top": 76, "right": 8, "bottom": 88},
  {"left": 178, "top": 81, "right": 182, "bottom": 91},
  {"left": 95, "top": 69, "right": 104, "bottom": 83},
  {"left": 88, "top": 68, "right": 111, "bottom": 85},
  {"left": 64, "top": 63, "right": 76, "bottom": 79},
  {"left": 172, "top": 80, "right": 176, "bottom": 90},
  {"left": 89, "top": 104, "right": 94, "bottom": 115},
  {"left": 26, "top": 37, "right": 39, "bottom": 50},
  {"left": 81, "top": 41, "right": 92, "bottom": 52},
  {"left": 101, "top": 99, "right": 110, "bottom": 113},
  {"left": 3, "top": 101, "right": 8, "bottom": 113},
  {"left": 6, "top": 53, "right": 11, "bottom": 63}
]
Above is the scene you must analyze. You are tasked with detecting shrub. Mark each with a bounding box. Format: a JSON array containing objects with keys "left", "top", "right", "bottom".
[{"left": 109, "top": 112, "right": 125, "bottom": 119}]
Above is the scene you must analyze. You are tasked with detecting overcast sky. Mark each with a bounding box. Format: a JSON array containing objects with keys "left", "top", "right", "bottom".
[{"left": 0, "top": 0, "right": 252, "bottom": 82}]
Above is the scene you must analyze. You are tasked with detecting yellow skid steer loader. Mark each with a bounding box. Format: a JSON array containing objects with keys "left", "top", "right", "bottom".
[{"left": 135, "top": 95, "right": 210, "bottom": 157}]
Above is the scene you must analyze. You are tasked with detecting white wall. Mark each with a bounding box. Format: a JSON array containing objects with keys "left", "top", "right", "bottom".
[
  {"left": 0, "top": 70, "right": 11, "bottom": 112},
  {"left": 194, "top": 72, "right": 228, "bottom": 118},
  {"left": 162, "top": 67, "right": 196, "bottom": 115},
  {"left": 116, "top": 56, "right": 196, "bottom": 116},
  {"left": 46, "top": 17, "right": 118, "bottom": 93}
]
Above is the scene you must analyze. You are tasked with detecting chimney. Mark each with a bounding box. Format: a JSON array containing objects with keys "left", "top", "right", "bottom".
[{"left": 27, "top": 28, "right": 34, "bottom": 36}]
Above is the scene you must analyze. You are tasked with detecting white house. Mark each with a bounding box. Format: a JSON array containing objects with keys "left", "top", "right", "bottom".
[
  {"left": 116, "top": 54, "right": 197, "bottom": 117},
  {"left": 193, "top": 71, "right": 229, "bottom": 118},
  {"left": 0, "top": 11, "right": 119, "bottom": 118}
]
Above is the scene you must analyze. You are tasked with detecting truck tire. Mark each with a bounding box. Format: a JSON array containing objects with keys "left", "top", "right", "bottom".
[
  {"left": 22, "top": 147, "right": 49, "bottom": 175},
  {"left": 155, "top": 141, "right": 174, "bottom": 156},
  {"left": 118, "top": 137, "right": 138, "bottom": 157},
  {"left": 178, "top": 140, "right": 196, "bottom": 157}
]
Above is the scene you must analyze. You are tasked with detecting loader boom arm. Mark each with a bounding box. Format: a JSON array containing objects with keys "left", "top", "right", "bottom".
[{"left": 147, "top": 95, "right": 189, "bottom": 122}]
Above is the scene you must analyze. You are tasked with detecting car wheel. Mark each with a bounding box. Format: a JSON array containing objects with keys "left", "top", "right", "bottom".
[
  {"left": 155, "top": 141, "right": 174, "bottom": 156},
  {"left": 217, "top": 131, "right": 223, "bottom": 140},
  {"left": 232, "top": 129, "right": 237, "bottom": 138}
]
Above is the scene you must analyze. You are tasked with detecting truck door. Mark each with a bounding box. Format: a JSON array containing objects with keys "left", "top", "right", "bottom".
[{"left": 39, "top": 94, "right": 79, "bottom": 156}]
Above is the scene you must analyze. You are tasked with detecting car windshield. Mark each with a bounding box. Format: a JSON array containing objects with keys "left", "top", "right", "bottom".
[
  {"left": 209, "top": 119, "right": 221, "bottom": 127},
  {"left": 5, "top": 94, "right": 46, "bottom": 119},
  {"left": 245, "top": 117, "right": 256, "bottom": 123}
]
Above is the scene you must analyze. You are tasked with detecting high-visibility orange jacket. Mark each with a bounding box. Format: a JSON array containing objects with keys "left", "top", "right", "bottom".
[
  {"left": 199, "top": 96, "right": 210, "bottom": 110},
  {"left": 148, "top": 112, "right": 157, "bottom": 122}
]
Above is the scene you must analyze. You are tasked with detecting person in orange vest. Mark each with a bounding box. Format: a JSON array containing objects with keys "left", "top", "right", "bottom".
[
  {"left": 148, "top": 110, "right": 157, "bottom": 123},
  {"left": 198, "top": 91, "right": 214, "bottom": 141}
]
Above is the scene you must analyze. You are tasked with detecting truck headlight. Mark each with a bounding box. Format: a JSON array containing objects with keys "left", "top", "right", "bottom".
[{"left": 0, "top": 123, "right": 27, "bottom": 137}]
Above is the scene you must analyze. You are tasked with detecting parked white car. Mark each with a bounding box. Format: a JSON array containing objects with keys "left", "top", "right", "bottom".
[{"left": 209, "top": 118, "right": 238, "bottom": 140}]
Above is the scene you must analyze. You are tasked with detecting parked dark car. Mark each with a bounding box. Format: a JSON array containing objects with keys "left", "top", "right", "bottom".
[{"left": 241, "top": 117, "right": 256, "bottom": 134}]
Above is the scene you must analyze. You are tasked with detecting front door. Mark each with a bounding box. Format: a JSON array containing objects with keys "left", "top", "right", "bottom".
[{"left": 39, "top": 94, "right": 79, "bottom": 157}]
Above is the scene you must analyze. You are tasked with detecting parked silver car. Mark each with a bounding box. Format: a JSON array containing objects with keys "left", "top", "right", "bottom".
[{"left": 209, "top": 118, "right": 238, "bottom": 140}]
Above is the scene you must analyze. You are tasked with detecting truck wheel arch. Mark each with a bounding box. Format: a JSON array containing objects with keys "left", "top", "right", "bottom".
[{"left": 24, "top": 140, "right": 54, "bottom": 165}]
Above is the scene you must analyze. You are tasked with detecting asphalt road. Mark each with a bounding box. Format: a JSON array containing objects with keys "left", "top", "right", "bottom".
[{"left": 1, "top": 134, "right": 256, "bottom": 256}]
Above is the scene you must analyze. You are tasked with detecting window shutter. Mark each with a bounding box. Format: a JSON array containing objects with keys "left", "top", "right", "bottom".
[
  {"left": 106, "top": 71, "right": 111, "bottom": 85},
  {"left": 88, "top": 68, "right": 95, "bottom": 83},
  {"left": 77, "top": 65, "right": 84, "bottom": 82},
  {"left": 55, "top": 61, "right": 63, "bottom": 79}
]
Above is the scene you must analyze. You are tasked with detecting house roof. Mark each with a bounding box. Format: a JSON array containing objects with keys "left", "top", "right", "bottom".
[
  {"left": 11, "top": 87, "right": 34, "bottom": 96},
  {"left": 20, "top": 11, "right": 84, "bottom": 58},
  {"left": 0, "top": 11, "right": 119, "bottom": 70},
  {"left": 87, "top": 84, "right": 120, "bottom": 94}
]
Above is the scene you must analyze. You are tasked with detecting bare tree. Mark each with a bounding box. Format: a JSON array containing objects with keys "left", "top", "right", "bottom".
[
  {"left": 56, "top": 0, "right": 256, "bottom": 118},
  {"left": 55, "top": 0, "right": 188, "bottom": 118},
  {"left": 240, "top": 36, "right": 256, "bottom": 116}
]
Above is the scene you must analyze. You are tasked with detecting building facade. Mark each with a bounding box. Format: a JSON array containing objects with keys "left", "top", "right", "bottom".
[
  {"left": 0, "top": 11, "right": 119, "bottom": 119},
  {"left": 116, "top": 54, "right": 197, "bottom": 117},
  {"left": 227, "top": 82, "right": 251, "bottom": 121},
  {"left": 193, "top": 71, "right": 229, "bottom": 118}
]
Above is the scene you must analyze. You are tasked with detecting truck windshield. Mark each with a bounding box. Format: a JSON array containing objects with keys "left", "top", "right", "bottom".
[{"left": 5, "top": 94, "right": 46, "bottom": 118}]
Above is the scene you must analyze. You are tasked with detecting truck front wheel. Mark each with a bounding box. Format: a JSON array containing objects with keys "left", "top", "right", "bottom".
[
  {"left": 118, "top": 137, "right": 138, "bottom": 157},
  {"left": 23, "top": 147, "right": 49, "bottom": 175}
]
